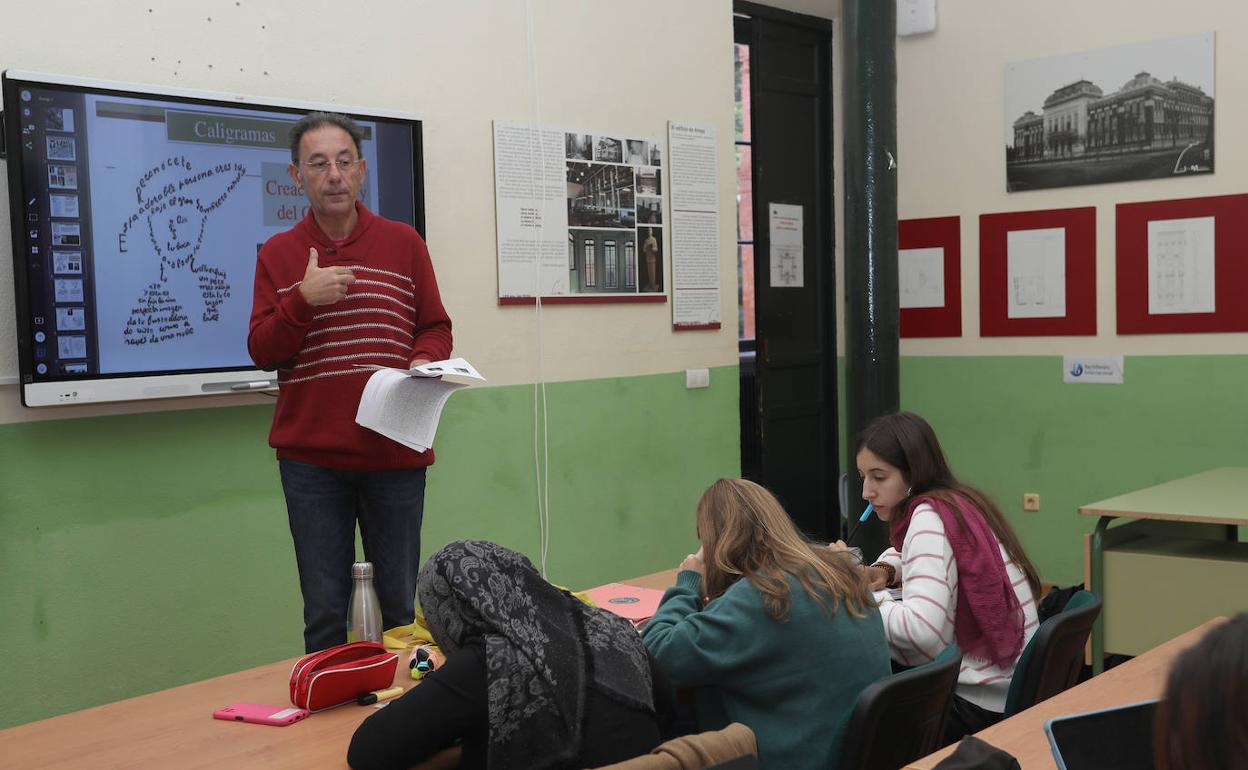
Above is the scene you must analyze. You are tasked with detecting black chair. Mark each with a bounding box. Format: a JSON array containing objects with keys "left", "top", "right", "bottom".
[
  {"left": 704, "top": 756, "right": 759, "bottom": 770},
  {"left": 1003, "top": 590, "right": 1102, "bottom": 716},
  {"left": 838, "top": 645, "right": 963, "bottom": 770}
]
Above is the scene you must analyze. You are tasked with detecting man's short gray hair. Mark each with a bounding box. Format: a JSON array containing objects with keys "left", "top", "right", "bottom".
[{"left": 289, "top": 112, "right": 365, "bottom": 163}]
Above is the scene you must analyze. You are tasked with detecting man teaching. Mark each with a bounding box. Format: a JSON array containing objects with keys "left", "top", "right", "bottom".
[{"left": 248, "top": 112, "right": 452, "bottom": 652}]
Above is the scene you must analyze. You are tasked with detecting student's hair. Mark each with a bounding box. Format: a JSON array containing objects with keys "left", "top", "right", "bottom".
[
  {"left": 696, "top": 478, "right": 873, "bottom": 622},
  {"left": 289, "top": 111, "right": 366, "bottom": 162},
  {"left": 1154, "top": 613, "right": 1248, "bottom": 770},
  {"left": 852, "top": 411, "right": 1042, "bottom": 599}
]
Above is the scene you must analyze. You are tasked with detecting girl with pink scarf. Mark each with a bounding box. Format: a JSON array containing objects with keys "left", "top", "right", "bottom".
[{"left": 845, "top": 411, "right": 1043, "bottom": 743}]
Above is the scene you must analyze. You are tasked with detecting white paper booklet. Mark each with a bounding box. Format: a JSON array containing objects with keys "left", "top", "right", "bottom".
[
  {"left": 354, "top": 358, "right": 485, "bottom": 452},
  {"left": 408, "top": 357, "right": 484, "bottom": 380}
]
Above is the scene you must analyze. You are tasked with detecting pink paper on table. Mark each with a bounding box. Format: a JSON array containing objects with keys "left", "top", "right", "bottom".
[{"left": 585, "top": 583, "right": 665, "bottom": 622}]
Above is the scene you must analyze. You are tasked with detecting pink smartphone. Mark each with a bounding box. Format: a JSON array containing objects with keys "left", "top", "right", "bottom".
[{"left": 213, "top": 703, "right": 309, "bottom": 726}]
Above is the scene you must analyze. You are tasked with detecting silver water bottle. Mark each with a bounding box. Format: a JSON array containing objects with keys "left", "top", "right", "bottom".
[{"left": 347, "top": 561, "right": 383, "bottom": 643}]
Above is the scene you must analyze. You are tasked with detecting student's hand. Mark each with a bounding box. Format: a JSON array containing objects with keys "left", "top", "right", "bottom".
[
  {"left": 865, "top": 565, "right": 890, "bottom": 591},
  {"left": 679, "top": 546, "right": 705, "bottom": 578},
  {"left": 298, "top": 247, "right": 356, "bottom": 306},
  {"left": 829, "top": 540, "right": 850, "bottom": 553}
]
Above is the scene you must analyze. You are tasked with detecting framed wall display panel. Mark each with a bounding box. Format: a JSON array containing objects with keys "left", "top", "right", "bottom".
[
  {"left": 898, "top": 216, "right": 961, "bottom": 338},
  {"left": 979, "top": 207, "right": 1096, "bottom": 337},
  {"left": 1115, "top": 193, "right": 1248, "bottom": 334},
  {"left": 494, "top": 122, "right": 667, "bottom": 305}
]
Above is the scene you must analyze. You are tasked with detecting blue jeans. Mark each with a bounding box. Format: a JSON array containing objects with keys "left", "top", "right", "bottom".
[{"left": 279, "top": 459, "right": 427, "bottom": 653}]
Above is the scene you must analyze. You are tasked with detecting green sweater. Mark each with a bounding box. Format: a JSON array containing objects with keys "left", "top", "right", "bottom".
[{"left": 642, "top": 569, "right": 890, "bottom": 770}]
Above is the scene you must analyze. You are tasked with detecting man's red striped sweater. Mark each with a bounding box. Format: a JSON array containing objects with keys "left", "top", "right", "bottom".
[{"left": 248, "top": 203, "right": 452, "bottom": 470}]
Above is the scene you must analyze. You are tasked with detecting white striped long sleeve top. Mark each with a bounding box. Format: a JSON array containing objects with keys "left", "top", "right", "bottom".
[{"left": 874, "top": 502, "right": 1039, "bottom": 713}]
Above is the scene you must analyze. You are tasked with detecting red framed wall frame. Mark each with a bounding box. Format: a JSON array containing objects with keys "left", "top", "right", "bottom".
[
  {"left": 1116, "top": 193, "right": 1248, "bottom": 334},
  {"left": 979, "top": 207, "right": 1097, "bottom": 337},
  {"left": 899, "top": 216, "right": 962, "bottom": 338}
]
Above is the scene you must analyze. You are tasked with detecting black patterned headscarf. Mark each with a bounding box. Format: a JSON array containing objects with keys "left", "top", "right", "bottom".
[{"left": 417, "top": 540, "right": 655, "bottom": 770}]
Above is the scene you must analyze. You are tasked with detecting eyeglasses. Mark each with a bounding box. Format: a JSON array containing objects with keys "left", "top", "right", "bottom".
[{"left": 300, "top": 158, "right": 362, "bottom": 175}]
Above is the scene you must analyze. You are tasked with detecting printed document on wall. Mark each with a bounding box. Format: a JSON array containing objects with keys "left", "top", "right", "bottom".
[
  {"left": 769, "top": 203, "right": 804, "bottom": 288},
  {"left": 668, "top": 122, "right": 720, "bottom": 328},
  {"left": 1006, "top": 227, "right": 1065, "bottom": 319},
  {"left": 1147, "top": 216, "right": 1215, "bottom": 315},
  {"left": 493, "top": 122, "right": 571, "bottom": 298},
  {"left": 899, "top": 247, "right": 945, "bottom": 309},
  {"left": 494, "top": 121, "right": 666, "bottom": 300}
]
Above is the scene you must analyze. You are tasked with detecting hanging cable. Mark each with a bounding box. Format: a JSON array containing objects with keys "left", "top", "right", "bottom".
[{"left": 523, "top": 0, "right": 553, "bottom": 578}]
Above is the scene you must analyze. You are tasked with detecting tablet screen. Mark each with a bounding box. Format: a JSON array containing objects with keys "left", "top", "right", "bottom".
[{"left": 1045, "top": 700, "right": 1157, "bottom": 770}]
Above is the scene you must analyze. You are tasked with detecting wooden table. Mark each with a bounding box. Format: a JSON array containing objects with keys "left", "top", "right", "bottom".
[
  {"left": 1080, "top": 467, "right": 1248, "bottom": 672},
  {"left": 906, "top": 616, "right": 1224, "bottom": 769},
  {"left": 0, "top": 569, "right": 678, "bottom": 770}
]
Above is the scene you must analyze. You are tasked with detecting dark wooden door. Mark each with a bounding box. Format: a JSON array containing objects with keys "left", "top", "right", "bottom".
[{"left": 739, "top": 5, "right": 838, "bottom": 540}]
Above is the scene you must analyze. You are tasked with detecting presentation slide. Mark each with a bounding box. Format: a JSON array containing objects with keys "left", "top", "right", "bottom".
[{"left": 81, "top": 96, "right": 381, "bottom": 374}]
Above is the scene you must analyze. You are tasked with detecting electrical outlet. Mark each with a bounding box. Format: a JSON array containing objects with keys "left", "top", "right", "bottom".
[
  {"left": 1023, "top": 493, "right": 1040, "bottom": 512},
  {"left": 685, "top": 368, "right": 710, "bottom": 389}
]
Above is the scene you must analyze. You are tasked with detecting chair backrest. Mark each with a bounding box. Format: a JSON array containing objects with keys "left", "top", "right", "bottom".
[
  {"left": 589, "top": 722, "right": 757, "bottom": 770},
  {"left": 704, "top": 756, "right": 759, "bottom": 770},
  {"left": 837, "top": 645, "right": 964, "bottom": 770},
  {"left": 1003, "top": 590, "right": 1102, "bottom": 716}
]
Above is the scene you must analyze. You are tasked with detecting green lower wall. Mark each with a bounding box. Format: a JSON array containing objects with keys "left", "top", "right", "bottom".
[
  {"left": 9, "top": 354, "right": 1243, "bottom": 728},
  {"left": 0, "top": 366, "right": 738, "bottom": 729},
  {"left": 894, "top": 355, "right": 1248, "bottom": 585}
]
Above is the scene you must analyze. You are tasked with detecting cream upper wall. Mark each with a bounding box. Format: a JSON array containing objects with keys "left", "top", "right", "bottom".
[
  {"left": 824, "top": 0, "right": 1248, "bottom": 358},
  {"left": 891, "top": 0, "right": 1248, "bottom": 356},
  {"left": 0, "top": 0, "right": 739, "bottom": 403}
]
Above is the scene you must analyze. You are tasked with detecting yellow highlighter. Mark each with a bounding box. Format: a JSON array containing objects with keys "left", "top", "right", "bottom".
[{"left": 356, "top": 686, "right": 404, "bottom": 706}]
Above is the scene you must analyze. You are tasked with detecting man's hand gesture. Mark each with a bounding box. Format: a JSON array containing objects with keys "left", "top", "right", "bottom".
[{"left": 298, "top": 247, "right": 355, "bottom": 306}]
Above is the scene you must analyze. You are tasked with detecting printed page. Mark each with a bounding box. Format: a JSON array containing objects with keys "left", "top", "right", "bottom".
[
  {"left": 898, "top": 247, "right": 945, "bottom": 309},
  {"left": 768, "top": 203, "right": 804, "bottom": 288},
  {"left": 1147, "top": 216, "right": 1215, "bottom": 315},
  {"left": 493, "top": 122, "right": 572, "bottom": 297},
  {"left": 355, "top": 369, "right": 467, "bottom": 451},
  {"left": 668, "top": 122, "right": 721, "bottom": 328},
  {"left": 1006, "top": 227, "right": 1066, "bottom": 319},
  {"left": 409, "top": 357, "right": 485, "bottom": 380}
]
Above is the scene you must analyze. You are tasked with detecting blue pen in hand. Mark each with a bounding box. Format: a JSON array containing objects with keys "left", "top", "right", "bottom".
[{"left": 845, "top": 503, "right": 874, "bottom": 544}]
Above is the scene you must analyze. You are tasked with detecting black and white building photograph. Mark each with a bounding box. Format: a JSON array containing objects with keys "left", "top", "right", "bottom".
[
  {"left": 594, "top": 136, "right": 623, "bottom": 163},
  {"left": 637, "top": 195, "right": 662, "bottom": 225},
  {"left": 1005, "top": 32, "right": 1214, "bottom": 192},
  {"left": 565, "top": 132, "right": 592, "bottom": 160},
  {"left": 568, "top": 228, "right": 637, "bottom": 294},
  {"left": 567, "top": 162, "right": 636, "bottom": 229},
  {"left": 637, "top": 166, "right": 661, "bottom": 196}
]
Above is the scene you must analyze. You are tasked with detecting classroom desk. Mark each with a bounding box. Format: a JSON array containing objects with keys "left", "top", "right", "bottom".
[
  {"left": 1080, "top": 467, "right": 1248, "bottom": 673},
  {"left": 905, "top": 616, "right": 1224, "bottom": 770},
  {"left": 0, "top": 568, "right": 679, "bottom": 770}
]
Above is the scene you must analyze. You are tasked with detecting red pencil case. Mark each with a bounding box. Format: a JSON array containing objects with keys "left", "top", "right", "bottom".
[{"left": 289, "top": 641, "right": 398, "bottom": 712}]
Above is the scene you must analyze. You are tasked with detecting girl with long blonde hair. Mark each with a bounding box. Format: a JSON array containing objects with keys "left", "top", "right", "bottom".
[{"left": 643, "top": 478, "right": 890, "bottom": 770}]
